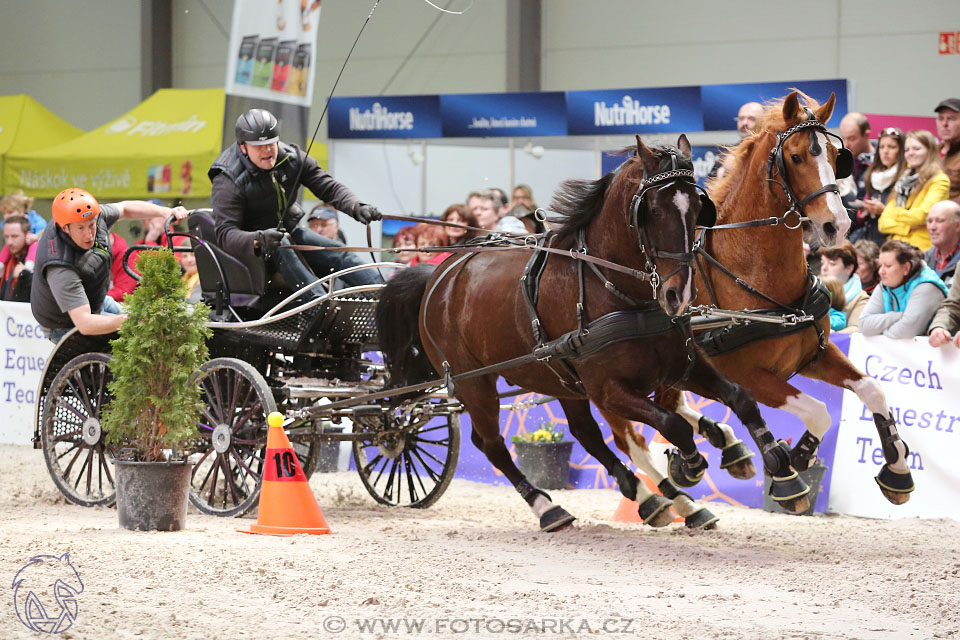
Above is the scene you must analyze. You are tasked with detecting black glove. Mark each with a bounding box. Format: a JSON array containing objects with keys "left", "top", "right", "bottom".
[
  {"left": 257, "top": 229, "right": 285, "bottom": 255},
  {"left": 352, "top": 203, "right": 382, "bottom": 224}
]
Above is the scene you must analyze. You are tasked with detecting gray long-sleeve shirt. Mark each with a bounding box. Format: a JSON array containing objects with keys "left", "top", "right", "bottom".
[{"left": 858, "top": 283, "right": 946, "bottom": 338}]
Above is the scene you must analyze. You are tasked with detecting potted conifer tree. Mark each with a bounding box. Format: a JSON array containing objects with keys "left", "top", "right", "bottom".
[{"left": 102, "top": 248, "right": 211, "bottom": 531}]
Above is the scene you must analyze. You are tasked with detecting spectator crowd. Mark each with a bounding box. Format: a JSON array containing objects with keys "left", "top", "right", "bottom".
[{"left": 3, "top": 97, "right": 960, "bottom": 352}]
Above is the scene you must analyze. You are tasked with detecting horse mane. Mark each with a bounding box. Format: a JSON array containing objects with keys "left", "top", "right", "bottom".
[
  {"left": 708, "top": 90, "right": 823, "bottom": 208},
  {"left": 550, "top": 144, "right": 690, "bottom": 240}
]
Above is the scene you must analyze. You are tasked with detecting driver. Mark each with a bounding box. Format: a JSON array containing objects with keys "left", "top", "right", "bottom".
[
  {"left": 31, "top": 188, "right": 189, "bottom": 343},
  {"left": 209, "top": 108, "right": 383, "bottom": 293}
]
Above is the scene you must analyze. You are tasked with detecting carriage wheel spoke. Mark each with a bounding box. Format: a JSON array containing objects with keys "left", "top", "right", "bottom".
[
  {"left": 206, "top": 455, "right": 222, "bottom": 507},
  {"left": 54, "top": 428, "right": 83, "bottom": 444},
  {"left": 57, "top": 398, "right": 89, "bottom": 424},
  {"left": 409, "top": 445, "right": 443, "bottom": 484},
  {"left": 97, "top": 444, "right": 114, "bottom": 485},
  {"left": 61, "top": 443, "right": 85, "bottom": 475},
  {"left": 69, "top": 371, "right": 95, "bottom": 417}
]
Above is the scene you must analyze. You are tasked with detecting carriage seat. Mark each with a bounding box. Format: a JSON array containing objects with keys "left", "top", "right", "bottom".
[{"left": 188, "top": 209, "right": 287, "bottom": 312}]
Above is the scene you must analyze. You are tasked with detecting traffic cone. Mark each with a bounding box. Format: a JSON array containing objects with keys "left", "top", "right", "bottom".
[
  {"left": 611, "top": 472, "right": 683, "bottom": 524},
  {"left": 238, "top": 412, "right": 332, "bottom": 536}
]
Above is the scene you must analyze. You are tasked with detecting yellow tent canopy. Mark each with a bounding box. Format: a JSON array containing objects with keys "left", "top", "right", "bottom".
[
  {"left": 0, "top": 95, "right": 83, "bottom": 195},
  {"left": 6, "top": 88, "right": 226, "bottom": 199}
]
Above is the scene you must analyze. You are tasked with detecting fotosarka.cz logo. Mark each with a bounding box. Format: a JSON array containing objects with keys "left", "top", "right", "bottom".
[{"left": 11, "top": 553, "right": 84, "bottom": 634}]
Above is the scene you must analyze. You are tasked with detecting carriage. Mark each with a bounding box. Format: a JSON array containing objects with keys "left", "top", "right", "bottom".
[{"left": 32, "top": 208, "right": 463, "bottom": 517}]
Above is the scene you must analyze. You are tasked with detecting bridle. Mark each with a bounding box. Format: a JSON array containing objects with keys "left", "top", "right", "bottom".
[
  {"left": 765, "top": 107, "right": 853, "bottom": 226},
  {"left": 628, "top": 151, "right": 716, "bottom": 292}
]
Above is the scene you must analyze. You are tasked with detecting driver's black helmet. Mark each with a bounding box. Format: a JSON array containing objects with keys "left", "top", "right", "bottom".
[{"left": 235, "top": 108, "right": 280, "bottom": 146}]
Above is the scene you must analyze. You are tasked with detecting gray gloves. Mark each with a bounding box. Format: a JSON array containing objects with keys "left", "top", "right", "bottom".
[{"left": 257, "top": 229, "right": 285, "bottom": 255}]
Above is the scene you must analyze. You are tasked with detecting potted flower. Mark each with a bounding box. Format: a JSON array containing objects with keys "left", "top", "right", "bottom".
[
  {"left": 102, "top": 248, "right": 211, "bottom": 531},
  {"left": 512, "top": 421, "right": 574, "bottom": 490}
]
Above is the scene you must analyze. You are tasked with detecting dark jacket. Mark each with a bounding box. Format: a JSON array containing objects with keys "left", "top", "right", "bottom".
[
  {"left": 924, "top": 244, "right": 960, "bottom": 285},
  {"left": 31, "top": 219, "right": 112, "bottom": 329},
  {"left": 208, "top": 142, "right": 361, "bottom": 259}
]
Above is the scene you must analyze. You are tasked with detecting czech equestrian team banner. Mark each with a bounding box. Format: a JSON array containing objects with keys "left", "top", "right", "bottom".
[
  {"left": 328, "top": 79, "right": 849, "bottom": 139},
  {"left": 0, "top": 302, "right": 52, "bottom": 444},
  {"left": 829, "top": 334, "right": 959, "bottom": 520}
]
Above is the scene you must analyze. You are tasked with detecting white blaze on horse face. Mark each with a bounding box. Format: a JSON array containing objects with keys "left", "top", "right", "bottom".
[
  {"left": 814, "top": 132, "right": 852, "bottom": 238},
  {"left": 781, "top": 392, "right": 831, "bottom": 440},
  {"left": 671, "top": 189, "right": 694, "bottom": 308}
]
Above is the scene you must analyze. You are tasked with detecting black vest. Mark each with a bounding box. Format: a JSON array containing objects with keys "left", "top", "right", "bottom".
[
  {"left": 31, "top": 219, "right": 112, "bottom": 329},
  {"left": 208, "top": 142, "right": 306, "bottom": 231}
]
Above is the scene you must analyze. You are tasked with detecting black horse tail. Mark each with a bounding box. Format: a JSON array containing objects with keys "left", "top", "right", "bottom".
[{"left": 375, "top": 265, "right": 439, "bottom": 389}]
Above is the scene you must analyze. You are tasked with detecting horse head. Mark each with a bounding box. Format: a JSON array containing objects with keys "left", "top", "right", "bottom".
[
  {"left": 631, "top": 134, "right": 709, "bottom": 316},
  {"left": 762, "top": 91, "right": 852, "bottom": 247}
]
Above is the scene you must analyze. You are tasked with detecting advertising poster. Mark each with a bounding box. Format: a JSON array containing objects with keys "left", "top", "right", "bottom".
[{"left": 222, "top": 0, "right": 322, "bottom": 148}]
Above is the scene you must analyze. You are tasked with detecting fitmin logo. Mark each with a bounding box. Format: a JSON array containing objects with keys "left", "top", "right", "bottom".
[
  {"left": 348, "top": 102, "right": 415, "bottom": 131},
  {"left": 12, "top": 553, "right": 84, "bottom": 634},
  {"left": 105, "top": 114, "right": 207, "bottom": 136}
]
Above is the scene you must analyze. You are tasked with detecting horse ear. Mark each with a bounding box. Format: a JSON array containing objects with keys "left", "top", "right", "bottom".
[
  {"left": 677, "top": 134, "right": 692, "bottom": 158},
  {"left": 782, "top": 92, "right": 801, "bottom": 124},
  {"left": 814, "top": 93, "right": 836, "bottom": 124},
  {"left": 635, "top": 135, "right": 656, "bottom": 166}
]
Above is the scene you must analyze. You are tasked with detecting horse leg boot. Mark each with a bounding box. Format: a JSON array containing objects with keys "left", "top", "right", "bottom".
[
  {"left": 657, "top": 386, "right": 757, "bottom": 480},
  {"left": 597, "top": 408, "right": 718, "bottom": 529},
  {"left": 458, "top": 379, "right": 575, "bottom": 531},
  {"left": 801, "top": 345, "right": 915, "bottom": 504},
  {"left": 561, "top": 400, "right": 674, "bottom": 528},
  {"left": 682, "top": 358, "right": 810, "bottom": 514}
]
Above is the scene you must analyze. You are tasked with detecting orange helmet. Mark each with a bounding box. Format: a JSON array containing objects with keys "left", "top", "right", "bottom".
[{"left": 52, "top": 188, "right": 101, "bottom": 227}]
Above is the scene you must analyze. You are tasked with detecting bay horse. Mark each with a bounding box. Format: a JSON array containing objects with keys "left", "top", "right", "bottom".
[
  {"left": 634, "top": 91, "right": 915, "bottom": 513},
  {"left": 377, "top": 136, "right": 774, "bottom": 531}
]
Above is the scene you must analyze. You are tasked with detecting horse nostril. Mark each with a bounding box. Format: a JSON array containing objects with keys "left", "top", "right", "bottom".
[
  {"left": 665, "top": 288, "right": 680, "bottom": 311},
  {"left": 823, "top": 222, "right": 837, "bottom": 239}
]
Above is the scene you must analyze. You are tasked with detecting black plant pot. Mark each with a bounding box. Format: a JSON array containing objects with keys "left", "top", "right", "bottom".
[
  {"left": 762, "top": 463, "right": 829, "bottom": 516},
  {"left": 316, "top": 425, "right": 346, "bottom": 473},
  {"left": 115, "top": 459, "right": 191, "bottom": 531},
  {"left": 514, "top": 441, "right": 574, "bottom": 490}
]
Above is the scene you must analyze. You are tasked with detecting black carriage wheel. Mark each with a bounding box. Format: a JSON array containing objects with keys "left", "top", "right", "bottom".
[
  {"left": 189, "top": 357, "right": 275, "bottom": 517},
  {"left": 352, "top": 410, "right": 460, "bottom": 508},
  {"left": 40, "top": 352, "right": 116, "bottom": 507}
]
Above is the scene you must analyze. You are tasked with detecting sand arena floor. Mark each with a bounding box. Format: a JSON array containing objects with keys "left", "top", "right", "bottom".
[{"left": 1, "top": 444, "right": 958, "bottom": 640}]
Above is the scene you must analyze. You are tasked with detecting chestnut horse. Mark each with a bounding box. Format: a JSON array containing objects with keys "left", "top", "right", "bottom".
[
  {"left": 612, "top": 91, "right": 914, "bottom": 514},
  {"left": 378, "top": 137, "right": 773, "bottom": 531}
]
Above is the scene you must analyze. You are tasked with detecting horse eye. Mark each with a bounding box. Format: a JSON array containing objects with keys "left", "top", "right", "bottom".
[{"left": 790, "top": 154, "right": 803, "bottom": 164}]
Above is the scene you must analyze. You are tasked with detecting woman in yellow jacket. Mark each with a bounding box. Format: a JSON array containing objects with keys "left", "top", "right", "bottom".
[{"left": 878, "top": 129, "right": 950, "bottom": 251}]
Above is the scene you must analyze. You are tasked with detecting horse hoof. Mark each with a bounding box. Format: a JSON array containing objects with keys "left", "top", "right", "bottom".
[
  {"left": 725, "top": 458, "right": 757, "bottom": 481},
  {"left": 684, "top": 507, "right": 719, "bottom": 530},
  {"left": 875, "top": 465, "right": 914, "bottom": 505},
  {"left": 638, "top": 494, "right": 674, "bottom": 528},
  {"left": 879, "top": 488, "right": 911, "bottom": 505},
  {"left": 540, "top": 506, "right": 576, "bottom": 532},
  {"left": 777, "top": 494, "right": 811, "bottom": 515},
  {"left": 720, "top": 441, "right": 756, "bottom": 479}
]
